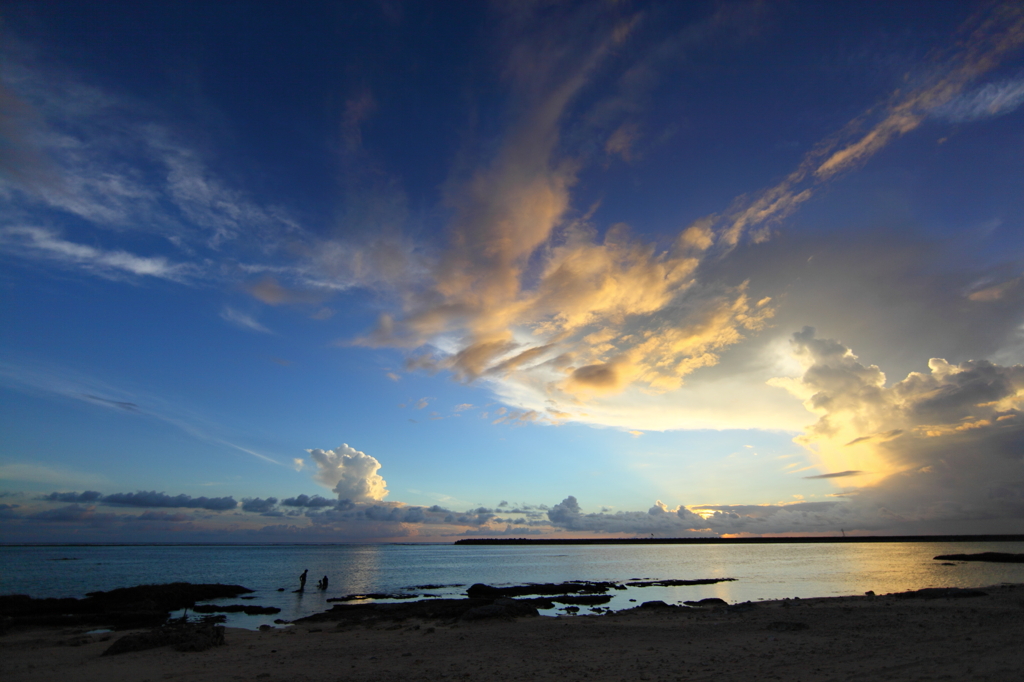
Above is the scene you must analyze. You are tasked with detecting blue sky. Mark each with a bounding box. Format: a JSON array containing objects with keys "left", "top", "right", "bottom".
[{"left": 2, "top": 1, "right": 1023, "bottom": 542}]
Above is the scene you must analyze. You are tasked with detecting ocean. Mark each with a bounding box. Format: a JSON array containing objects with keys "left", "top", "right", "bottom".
[{"left": 2, "top": 541, "right": 1023, "bottom": 629}]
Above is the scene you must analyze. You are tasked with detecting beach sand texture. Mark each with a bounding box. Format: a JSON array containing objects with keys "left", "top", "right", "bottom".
[{"left": 3, "top": 584, "right": 1023, "bottom": 682}]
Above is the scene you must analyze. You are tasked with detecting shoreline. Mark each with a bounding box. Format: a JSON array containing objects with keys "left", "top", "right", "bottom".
[
  {"left": 4, "top": 583, "right": 1023, "bottom": 681},
  {"left": 455, "top": 534, "right": 1024, "bottom": 545}
]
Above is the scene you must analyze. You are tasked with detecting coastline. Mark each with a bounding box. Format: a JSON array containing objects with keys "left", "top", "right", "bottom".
[
  {"left": 454, "top": 534, "right": 1024, "bottom": 545},
  {"left": 4, "top": 583, "right": 1023, "bottom": 682}
]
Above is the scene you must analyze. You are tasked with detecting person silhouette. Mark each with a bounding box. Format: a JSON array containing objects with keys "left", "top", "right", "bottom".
[
  {"left": 299, "top": 569, "right": 308, "bottom": 592},
  {"left": 320, "top": 575, "right": 328, "bottom": 590}
]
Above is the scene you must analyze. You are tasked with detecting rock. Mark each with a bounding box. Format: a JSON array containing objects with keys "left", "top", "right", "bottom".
[
  {"left": 0, "top": 583, "right": 253, "bottom": 631},
  {"left": 933, "top": 552, "right": 1024, "bottom": 563},
  {"left": 461, "top": 599, "right": 539, "bottom": 621},
  {"left": 465, "top": 581, "right": 618, "bottom": 598},
  {"left": 639, "top": 600, "right": 673, "bottom": 609},
  {"left": 893, "top": 587, "right": 988, "bottom": 600},
  {"left": 626, "top": 578, "right": 737, "bottom": 587},
  {"left": 102, "top": 623, "right": 225, "bottom": 655},
  {"left": 191, "top": 604, "right": 281, "bottom": 615},
  {"left": 684, "top": 598, "right": 728, "bottom": 607},
  {"left": 550, "top": 594, "right": 612, "bottom": 606}
]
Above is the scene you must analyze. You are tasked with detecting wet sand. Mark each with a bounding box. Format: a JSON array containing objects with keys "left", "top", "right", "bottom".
[{"left": 3, "top": 584, "right": 1023, "bottom": 682}]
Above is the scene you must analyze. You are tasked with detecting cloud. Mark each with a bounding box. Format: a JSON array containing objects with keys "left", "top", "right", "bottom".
[
  {"left": 0, "top": 462, "right": 109, "bottom": 488},
  {"left": 547, "top": 495, "right": 711, "bottom": 536},
  {"left": 931, "top": 76, "right": 1024, "bottom": 122},
  {"left": 0, "top": 225, "right": 195, "bottom": 281},
  {"left": 28, "top": 504, "right": 117, "bottom": 524},
  {"left": 41, "top": 490, "right": 103, "bottom": 502},
  {"left": 133, "top": 510, "right": 190, "bottom": 523},
  {"left": 220, "top": 307, "right": 271, "bottom": 334},
  {"left": 280, "top": 494, "right": 336, "bottom": 508},
  {"left": 240, "top": 497, "right": 278, "bottom": 513},
  {"left": 102, "top": 490, "right": 238, "bottom": 511},
  {"left": 246, "top": 277, "right": 325, "bottom": 306},
  {"left": 803, "top": 471, "right": 864, "bottom": 480},
  {"left": 81, "top": 394, "right": 139, "bottom": 412},
  {"left": 335, "top": 3, "right": 1024, "bottom": 436},
  {"left": 306, "top": 444, "right": 389, "bottom": 503},
  {"left": 767, "top": 328, "right": 1024, "bottom": 532}
]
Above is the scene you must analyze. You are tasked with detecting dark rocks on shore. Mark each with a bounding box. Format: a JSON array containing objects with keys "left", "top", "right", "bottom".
[
  {"left": 626, "top": 578, "right": 736, "bottom": 588},
  {"left": 933, "top": 552, "right": 1024, "bottom": 563},
  {"left": 549, "top": 594, "right": 613, "bottom": 606},
  {"left": 191, "top": 604, "right": 281, "bottom": 615},
  {"left": 892, "top": 587, "right": 988, "bottom": 599},
  {"left": 102, "top": 621, "right": 225, "bottom": 656},
  {"left": 295, "top": 595, "right": 541, "bottom": 626},
  {"left": 685, "top": 598, "right": 729, "bottom": 607},
  {"left": 466, "top": 581, "right": 621, "bottom": 598},
  {"left": 328, "top": 592, "right": 423, "bottom": 602},
  {"left": 0, "top": 582, "right": 253, "bottom": 630}
]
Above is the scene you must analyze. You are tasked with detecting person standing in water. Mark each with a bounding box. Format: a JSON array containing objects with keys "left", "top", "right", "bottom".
[
  {"left": 321, "top": 575, "right": 328, "bottom": 590},
  {"left": 299, "top": 569, "right": 308, "bottom": 592}
]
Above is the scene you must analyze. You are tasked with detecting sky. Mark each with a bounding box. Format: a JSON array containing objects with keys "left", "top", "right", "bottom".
[{"left": 1, "top": 0, "right": 1023, "bottom": 543}]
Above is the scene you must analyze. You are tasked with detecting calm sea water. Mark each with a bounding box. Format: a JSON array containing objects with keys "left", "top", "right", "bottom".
[{"left": 2, "top": 542, "right": 1023, "bottom": 629}]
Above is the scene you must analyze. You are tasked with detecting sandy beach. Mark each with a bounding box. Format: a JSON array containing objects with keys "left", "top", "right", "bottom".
[{"left": 3, "top": 584, "right": 1023, "bottom": 682}]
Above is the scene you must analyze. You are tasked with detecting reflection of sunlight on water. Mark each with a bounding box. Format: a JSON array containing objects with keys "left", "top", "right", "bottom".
[{"left": 4, "top": 541, "right": 1023, "bottom": 629}]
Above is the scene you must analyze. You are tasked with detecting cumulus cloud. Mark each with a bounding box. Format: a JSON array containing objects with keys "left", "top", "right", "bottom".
[
  {"left": 306, "top": 444, "right": 388, "bottom": 503},
  {"left": 547, "top": 495, "right": 711, "bottom": 536},
  {"left": 102, "top": 490, "right": 238, "bottom": 511},
  {"left": 281, "top": 493, "right": 336, "bottom": 508},
  {"left": 240, "top": 497, "right": 278, "bottom": 513},
  {"left": 767, "top": 328, "right": 1024, "bottom": 532},
  {"left": 41, "top": 490, "right": 103, "bottom": 503}
]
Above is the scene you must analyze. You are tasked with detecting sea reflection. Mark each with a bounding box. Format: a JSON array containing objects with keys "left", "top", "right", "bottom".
[{"left": 2, "top": 541, "right": 1022, "bottom": 629}]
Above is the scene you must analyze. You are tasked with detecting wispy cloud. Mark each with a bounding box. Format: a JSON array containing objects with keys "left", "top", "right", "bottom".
[
  {"left": 0, "top": 463, "right": 109, "bottom": 488},
  {"left": 0, "top": 359, "right": 286, "bottom": 467},
  {"left": 220, "top": 307, "right": 271, "bottom": 334},
  {"left": 803, "top": 470, "right": 864, "bottom": 480},
  {"left": 337, "top": 2, "right": 1024, "bottom": 436},
  {"left": 0, "top": 225, "right": 195, "bottom": 281},
  {"left": 931, "top": 76, "right": 1024, "bottom": 122}
]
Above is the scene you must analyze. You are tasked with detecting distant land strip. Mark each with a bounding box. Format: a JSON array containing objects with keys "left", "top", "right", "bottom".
[{"left": 454, "top": 535, "right": 1024, "bottom": 545}]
